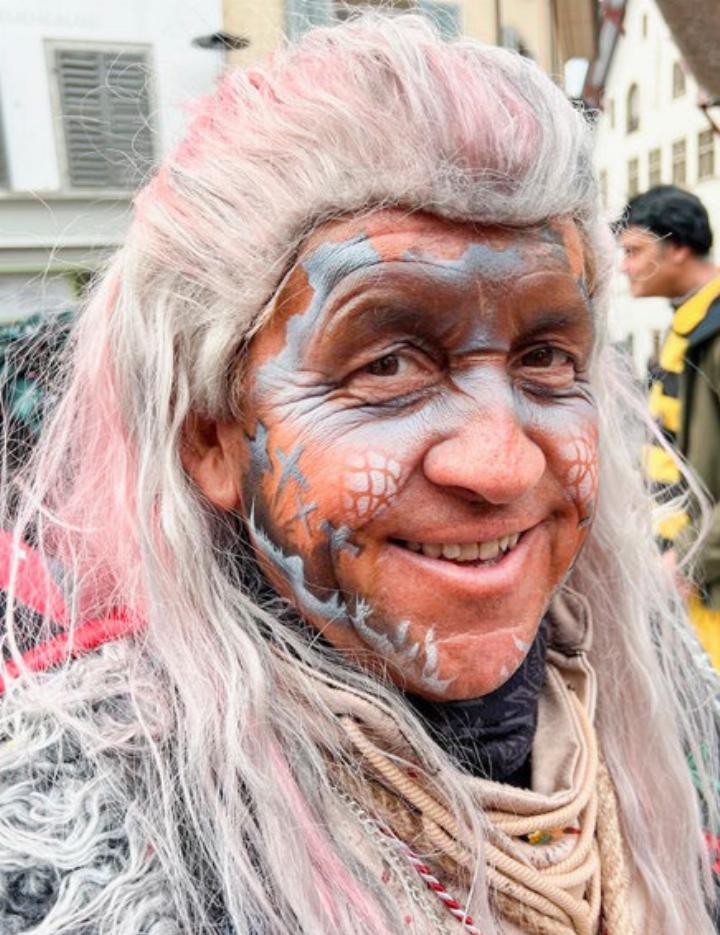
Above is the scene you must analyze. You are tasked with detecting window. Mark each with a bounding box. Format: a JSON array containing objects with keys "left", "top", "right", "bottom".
[
  {"left": 648, "top": 147, "right": 662, "bottom": 187},
  {"left": 698, "top": 129, "right": 715, "bottom": 180},
  {"left": 291, "top": 1, "right": 460, "bottom": 39},
  {"left": 609, "top": 98, "right": 615, "bottom": 129},
  {"left": 626, "top": 84, "right": 639, "bottom": 133},
  {"left": 417, "top": 2, "right": 461, "bottom": 39},
  {"left": 500, "top": 26, "right": 533, "bottom": 58},
  {"left": 641, "top": 13, "right": 648, "bottom": 38},
  {"left": 287, "top": 0, "right": 334, "bottom": 36},
  {"left": 334, "top": 0, "right": 412, "bottom": 22},
  {"left": 54, "top": 47, "right": 154, "bottom": 190},
  {"left": 69, "top": 269, "right": 95, "bottom": 298},
  {"left": 672, "top": 61, "right": 686, "bottom": 98},
  {"left": 627, "top": 157, "right": 640, "bottom": 197},
  {"left": 599, "top": 168, "right": 608, "bottom": 208},
  {"left": 672, "top": 138, "right": 687, "bottom": 185}
]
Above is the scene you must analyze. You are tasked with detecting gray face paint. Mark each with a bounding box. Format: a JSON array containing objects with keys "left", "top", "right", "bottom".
[
  {"left": 247, "top": 421, "right": 272, "bottom": 490},
  {"left": 248, "top": 493, "right": 453, "bottom": 693},
  {"left": 257, "top": 234, "right": 383, "bottom": 383},
  {"left": 537, "top": 224, "right": 565, "bottom": 246},
  {"left": 289, "top": 493, "right": 317, "bottom": 534},
  {"left": 350, "top": 601, "right": 454, "bottom": 695},
  {"left": 320, "top": 520, "right": 361, "bottom": 559},
  {"left": 275, "top": 442, "right": 309, "bottom": 493},
  {"left": 248, "top": 503, "right": 348, "bottom": 623},
  {"left": 402, "top": 241, "right": 523, "bottom": 281}
]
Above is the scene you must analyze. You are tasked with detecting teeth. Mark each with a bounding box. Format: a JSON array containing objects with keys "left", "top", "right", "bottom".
[
  {"left": 459, "top": 542, "right": 479, "bottom": 561},
  {"left": 442, "top": 544, "right": 461, "bottom": 559},
  {"left": 408, "top": 533, "right": 522, "bottom": 562},
  {"left": 479, "top": 539, "right": 500, "bottom": 560},
  {"left": 421, "top": 543, "right": 442, "bottom": 558}
]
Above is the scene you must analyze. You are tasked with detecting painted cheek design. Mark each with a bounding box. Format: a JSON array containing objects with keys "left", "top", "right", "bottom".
[
  {"left": 352, "top": 602, "right": 454, "bottom": 696},
  {"left": 559, "top": 426, "right": 599, "bottom": 518},
  {"left": 343, "top": 451, "right": 403, "bottom": 523},
  {"left": 498, "top": 634, "right": 533, "bottom": 683}
]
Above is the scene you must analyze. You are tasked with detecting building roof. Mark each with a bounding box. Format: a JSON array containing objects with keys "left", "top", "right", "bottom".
[
  {"left": 584, "top": 0, "right": 720, "bottom": 110},
  {"left": 655, "top": 0, "right": 720, "bottom": 100}
]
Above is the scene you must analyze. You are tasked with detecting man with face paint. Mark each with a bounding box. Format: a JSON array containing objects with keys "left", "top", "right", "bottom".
[
  {"left": 0, "top": 14, "right": 717, "bottom": 935},
  {"left": 201, "top": 212, "right": 598, "bottom": 706}
]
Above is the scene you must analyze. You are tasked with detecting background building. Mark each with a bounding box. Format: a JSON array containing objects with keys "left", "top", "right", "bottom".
[
  {"left": 589, "top": 0, "right": 720, "bottom": 375},
  {"left": 0, "top": 0, "right": 596, "bottom": 325},
  {"left": 225, "top": 0, "right": 596, "bottom": 80},
  {"left": 0, "top": 0, "right": 224, "bottom": 321}
]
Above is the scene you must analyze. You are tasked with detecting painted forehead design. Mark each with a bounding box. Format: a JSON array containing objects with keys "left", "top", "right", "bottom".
[
  {"left": 265, "top": 233, "right": 382, "bottom": 372},
  {"left": 401, "top": 242, "right": 521, "bottom": 279},
  {"left": 295, "top": 221, "right": 578, "bottom": 308},
  {"left": 260, "top": 220, "right": 586, "bottom": 376}
]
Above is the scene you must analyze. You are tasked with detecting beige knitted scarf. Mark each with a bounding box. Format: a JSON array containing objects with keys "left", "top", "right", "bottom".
[{"left": 339, "top": 672, "right": 635, "bottom": 935}]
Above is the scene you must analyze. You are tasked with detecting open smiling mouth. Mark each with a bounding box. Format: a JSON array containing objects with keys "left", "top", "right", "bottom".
[{"left": 390, "top": 532, "right": 523, "bottom": 566}]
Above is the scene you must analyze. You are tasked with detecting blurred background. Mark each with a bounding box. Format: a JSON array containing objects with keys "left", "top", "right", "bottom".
[{"left": 0, "top": 0, "right": 718, "bottom": 383}]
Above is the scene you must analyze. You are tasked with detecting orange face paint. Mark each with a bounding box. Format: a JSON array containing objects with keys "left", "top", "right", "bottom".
[{"left": 239, "top": 209, "right": 597, "bottom": 700}]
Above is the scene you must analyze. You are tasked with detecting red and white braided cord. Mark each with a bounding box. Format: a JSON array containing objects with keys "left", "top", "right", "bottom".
[{"left": 379, "top": 826, "right": 484, "bottom": 934}]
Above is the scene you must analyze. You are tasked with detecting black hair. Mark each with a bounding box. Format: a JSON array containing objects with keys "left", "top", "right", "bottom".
[{"left": 619, "top": 184, "right": 713, "bottom": 256}]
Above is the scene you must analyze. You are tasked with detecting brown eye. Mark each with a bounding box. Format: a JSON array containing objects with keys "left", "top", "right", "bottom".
[
  {"left": 365, "top": 354, "right": 400, "bottom": 376},
  {"left": 520, "top": 346, "right": 571, "bottom": 369},
  {"left": 346, "top": 346, "right": 438, "bottom": 404}
]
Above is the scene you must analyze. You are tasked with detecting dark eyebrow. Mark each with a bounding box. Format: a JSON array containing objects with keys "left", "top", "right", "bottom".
[{"left": 516, "top": 308, "right": 593, "bottom": 343}]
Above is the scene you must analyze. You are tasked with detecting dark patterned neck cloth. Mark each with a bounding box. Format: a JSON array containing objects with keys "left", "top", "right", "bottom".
[{"left": 408, "top": 618, "right": 549, "bottom": 787}]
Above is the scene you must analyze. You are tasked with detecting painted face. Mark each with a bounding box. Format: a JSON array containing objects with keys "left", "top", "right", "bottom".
[
  {"left": 238, "top": 210, "right": 598, "bottom": 701},
  {"left": 619, "top": 225, "right": 677, "bottom": 297}
]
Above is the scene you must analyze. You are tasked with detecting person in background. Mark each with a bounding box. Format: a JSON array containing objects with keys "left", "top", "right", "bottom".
[{"left": 619, "top": 185, "right": 720, "bottom": 667}]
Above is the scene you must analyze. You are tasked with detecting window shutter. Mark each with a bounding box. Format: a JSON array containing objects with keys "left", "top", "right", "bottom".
[
  {"left": 286, "top": 0, "right": 336, "bottom": 39},
  {"left": 418, "top": 1, "right": 461, "bottom": 39},
  {"left": 55, "top": 48, "right": 154, "bottom": 190}
]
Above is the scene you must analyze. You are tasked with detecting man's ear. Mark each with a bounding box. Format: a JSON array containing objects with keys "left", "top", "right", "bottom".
[
  {"left": 668, "top": 242, "right": 692, "bottom": 265},
  {"left": 181, "top": 413, "right": 244, "bottom": 512}
]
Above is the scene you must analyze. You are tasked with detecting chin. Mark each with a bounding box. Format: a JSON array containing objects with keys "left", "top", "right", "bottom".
[{"left": 376, "top": 607, "right": 546, "bottom": 702}]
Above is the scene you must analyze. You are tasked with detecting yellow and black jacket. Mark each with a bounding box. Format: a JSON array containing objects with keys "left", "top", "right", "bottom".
[{"left": 646, "top": 275, "right": 720, "bottom": 659}]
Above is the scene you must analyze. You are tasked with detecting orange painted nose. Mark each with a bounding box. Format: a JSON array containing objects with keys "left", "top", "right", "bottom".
[{"left": 422, "top": 402, "right": 546, "bottom": 504}]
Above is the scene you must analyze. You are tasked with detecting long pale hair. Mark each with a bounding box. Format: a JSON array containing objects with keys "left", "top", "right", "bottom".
[{"left": 1, "top": 13, "right": 717, "bottom": 934}]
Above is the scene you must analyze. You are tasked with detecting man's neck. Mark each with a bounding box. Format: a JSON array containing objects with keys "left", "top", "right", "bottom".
[{"left": 671, "top": 261, "right": 719, "bottom": 303}]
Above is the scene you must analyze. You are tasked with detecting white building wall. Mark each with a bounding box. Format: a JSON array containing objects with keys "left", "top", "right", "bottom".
[
  {"left": 593, "top": 0, "right": 720, "bottom": 375},
  {"left": 0, "top": 0, "right": 224, "bottom": 320}
]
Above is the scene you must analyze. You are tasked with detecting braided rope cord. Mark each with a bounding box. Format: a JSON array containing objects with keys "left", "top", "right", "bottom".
[
  {"left": 595, "top": 760, "right": 635, "bottom": 935},
  {"left": 340, "top": 675, "right": 635, "bottom": 935},
  {"left": 335, "top": 787, "right": 482, "bottom": 933}
]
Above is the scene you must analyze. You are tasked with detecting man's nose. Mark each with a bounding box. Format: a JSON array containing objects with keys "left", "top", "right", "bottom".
[{"left": 422, "top": 399, "right": 546, "bottom": 504}]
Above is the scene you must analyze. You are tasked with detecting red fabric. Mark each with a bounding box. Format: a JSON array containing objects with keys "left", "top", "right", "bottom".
[
  {"left": 0, "top": 529, "right": 67, "bottom": 624},
  {"left": 706, "top": 832, "right": 720, "bottom": 874},
  {"left": 0, "top": 532, "right": 141, "bottom": 694}
]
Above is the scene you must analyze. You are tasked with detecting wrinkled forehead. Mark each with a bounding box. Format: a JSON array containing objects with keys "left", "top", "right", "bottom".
[{"left": 295, "top": 208, "right": 588, "bottom": 279}]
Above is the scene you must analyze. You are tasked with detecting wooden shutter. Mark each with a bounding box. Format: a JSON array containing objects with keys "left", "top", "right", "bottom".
[
  {"left": 418, "top": 1, "right": 461, "bottom": 39},
  {"left": 286, "top": 0, "right": 336, "bottom": 39},
  {"left": 55, "top": 48, "right": 154, "bottom": 190}
]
